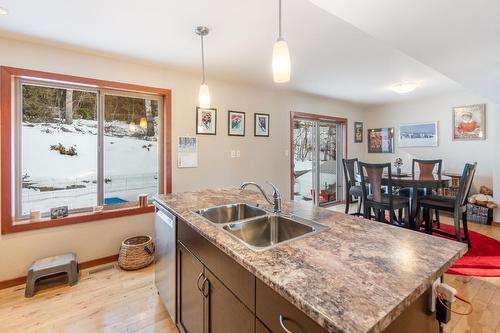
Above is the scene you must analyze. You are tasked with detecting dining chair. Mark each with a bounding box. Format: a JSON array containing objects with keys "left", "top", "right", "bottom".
[
  {"left": 417, "top": 162, "right": 477, "bottom": 247},
  {"left": 358, "top": 162, "right": 409, "bottom": 226},
  {"left": 342, "top": 158, "right": 362, "bottom": 215},
  {"left": 398, "top": 159, "right": 443, "bottom": 225}
]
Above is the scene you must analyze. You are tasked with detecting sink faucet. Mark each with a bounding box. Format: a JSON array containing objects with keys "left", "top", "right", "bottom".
[{"left": 240, "top": 181, "right": 282, "bottom": 213}]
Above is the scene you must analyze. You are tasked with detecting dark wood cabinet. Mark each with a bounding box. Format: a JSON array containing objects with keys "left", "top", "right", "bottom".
[
  {"left": 205, "top": 269, "right": 254, "bottom": 333},
  {"left": 177, "top": 243, "right": 205, "bottom": 333},
  {"left": 256, "top": 278, "right": 328, "bottom": 333}
]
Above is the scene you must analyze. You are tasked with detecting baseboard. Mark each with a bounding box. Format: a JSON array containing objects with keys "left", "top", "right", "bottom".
[
  {"left": 493, "top": 221, "right": 500, "bottom": 227},
  {"left": 0, "top": 254, "right": 119, "bottom": 290}
]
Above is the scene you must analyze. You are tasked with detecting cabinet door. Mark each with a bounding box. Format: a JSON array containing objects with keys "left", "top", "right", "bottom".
[
  {"left": 177, "top": 243, "right": 205, "bottom": 333},
  {"left": 205, "top": 269, "right": 255, "bottom": 333}
]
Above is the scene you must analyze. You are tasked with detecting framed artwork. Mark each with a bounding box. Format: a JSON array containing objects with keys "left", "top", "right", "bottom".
[
  {"left": 196, "top": 107, "right": 217, "bottom": 135},
  {"left": 254, "top": 113, "right": 270, "bottom": 137},
  {"left": 398, "top": 122, "right": 438, "bottom": 147},
  {"left": 368, "top": 127, "right": 394, "bottom": 153},
  {"left": 354, "top": 122, "right": 363, "bottom": 143},
  {"left": 178, "top": 136, "right": 198, "bottom": 168},
  {"left": 228, "top": 110, "right": 245, "bottom": 136},
  {"left": 453, "top": 104, "right": 486, "bottom": 140}
]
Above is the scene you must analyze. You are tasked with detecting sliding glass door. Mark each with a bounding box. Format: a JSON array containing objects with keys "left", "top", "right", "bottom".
[{"left": 292, "top": 117, "right": 343, "bottom": 206}]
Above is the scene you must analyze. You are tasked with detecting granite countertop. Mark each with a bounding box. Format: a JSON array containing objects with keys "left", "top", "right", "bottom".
[{"left": 155, "top": 188, "right": 467, "bottom": 333}]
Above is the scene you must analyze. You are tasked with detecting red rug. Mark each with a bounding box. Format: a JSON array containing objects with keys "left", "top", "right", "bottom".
[{"left": 436, "top": 224, "right": 500, "bottom": 277}]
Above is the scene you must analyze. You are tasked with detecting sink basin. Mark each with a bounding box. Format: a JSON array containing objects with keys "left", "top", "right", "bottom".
[
  {"left": 223, "top": 215, "right": 328, "bottom": 251},
  {"left": 195, "top": 203, "right": 267, "bottom": 224}
]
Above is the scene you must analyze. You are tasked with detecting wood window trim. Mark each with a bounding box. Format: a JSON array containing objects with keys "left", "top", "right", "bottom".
[
  {"left": 289, "top": 111, "right": 348, "bottom": 201},
  {"left": 1, "top": 66, "right": 172, "bottom": 234}
]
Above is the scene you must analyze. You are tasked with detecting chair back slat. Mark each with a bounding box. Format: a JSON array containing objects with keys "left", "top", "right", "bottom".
[
  {"left": 358, "top": 162, "right": 392, "bottom": 204},
  {"left": 456, "top": 163, "right": 477, "bottom": 207},
  {"left": 412, "top": 159, "right": 443, "bottom": 177},
  {"left": 342, "top": 158, "right": 358, "bottom": 187}
]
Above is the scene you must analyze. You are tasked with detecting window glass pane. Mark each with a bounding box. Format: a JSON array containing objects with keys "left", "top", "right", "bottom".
[
  {"left": 21, "top": 84, "right": 98, "bottom": 215},
  {"left": 104, "top": 95, "right": 159, "bottom": 205}
]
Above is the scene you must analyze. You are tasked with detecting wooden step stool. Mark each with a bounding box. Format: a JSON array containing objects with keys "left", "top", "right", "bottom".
[{"left": 25, "top": 253, "right": 78, "bottom": 298}]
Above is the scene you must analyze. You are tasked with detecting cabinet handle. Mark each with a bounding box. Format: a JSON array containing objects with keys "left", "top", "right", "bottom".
[
  {"left": 279, "top": 315, "right": 302, "bottom": 333},
  {"left": 201, "top": 277, "right": 210, "bottom": 297},
  {"left": 196, "top": 272, "right": 205, "bottom": 292}
]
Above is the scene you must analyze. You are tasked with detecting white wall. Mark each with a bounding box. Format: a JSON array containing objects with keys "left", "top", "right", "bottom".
[
  {"left": 363, "top": 91, "right": 500, "bottom": 193},
  {"left": 0, "top": 37, "right": 365, "bottom": 281}
]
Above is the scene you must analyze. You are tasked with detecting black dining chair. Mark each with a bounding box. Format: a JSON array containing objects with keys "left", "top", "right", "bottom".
[
  {"left": 358, "top": 161, "right": 410, "bottom": 226},
  {"left": 398, "top": 159, "right": 443, "bottom": 225},
  {"left": 417, "top": 162, "right": 477, "bottom": 247},
  {"left": 342, "top": 158, "right": 363, "bottom": 215}
]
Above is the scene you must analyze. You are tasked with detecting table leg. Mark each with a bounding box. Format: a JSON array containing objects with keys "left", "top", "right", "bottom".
[{"left": 409, "top": 186, "right": 419, "bottom": 229}]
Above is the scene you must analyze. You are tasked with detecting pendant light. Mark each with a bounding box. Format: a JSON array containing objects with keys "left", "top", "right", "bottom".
[
  {"left": 196, "top": 26, "right": 211, "bottom": 108},
  {"left": 272, "top": 0, "right": 291, "bottom": 83}
]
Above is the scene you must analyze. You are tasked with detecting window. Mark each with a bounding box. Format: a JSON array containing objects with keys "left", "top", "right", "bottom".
[{"left": 1, "top": 67, "right": 172, "bottom": 233}]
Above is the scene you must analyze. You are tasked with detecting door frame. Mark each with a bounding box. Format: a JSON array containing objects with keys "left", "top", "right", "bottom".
[{"left": 289, "top": 111, "right": 348, "bottom": 205}]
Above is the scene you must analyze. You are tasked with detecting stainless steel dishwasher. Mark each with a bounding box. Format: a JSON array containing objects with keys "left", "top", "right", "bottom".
[{"left": 154, "top": 203, "right": 176, "bottom": 321}]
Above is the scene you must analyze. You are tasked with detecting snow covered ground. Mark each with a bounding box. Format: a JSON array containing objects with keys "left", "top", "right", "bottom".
[
  {"left": 293, "top": 159, "right": 337, "bottom": 203},
  {"left": 21, "top": 120, "right": 158, "bottom": 215}
]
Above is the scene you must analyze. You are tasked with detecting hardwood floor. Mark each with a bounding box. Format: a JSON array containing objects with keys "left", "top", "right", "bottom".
[
  {"left": 331, "top": 203, "right": 500, "bottom": 333},
  {"left": 0, "top": 264, "right": 177, "bottom": 333},
  {"left": 0, "top": 206, "right": 497, "bottom": 333}
]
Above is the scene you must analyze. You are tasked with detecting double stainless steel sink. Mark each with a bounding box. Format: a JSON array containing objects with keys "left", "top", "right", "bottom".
[{"left": 194, "top": 203, "right": 328, "bottom": 251}]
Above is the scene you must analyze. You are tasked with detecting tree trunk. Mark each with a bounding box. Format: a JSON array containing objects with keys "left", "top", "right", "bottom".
[
  {"left": 65, "top": 89, "right": 73, "bottom": 124},
  {"left": 144, "top": 99, "right": 155, "bottom": 136}
]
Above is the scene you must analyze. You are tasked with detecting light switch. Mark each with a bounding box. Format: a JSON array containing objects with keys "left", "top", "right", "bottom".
[
  {"left": 236, "top": 150, "right": 241, "bottom": 158},
  {"left": 231, "top": 150, "right": 236, "bottom": 158}
]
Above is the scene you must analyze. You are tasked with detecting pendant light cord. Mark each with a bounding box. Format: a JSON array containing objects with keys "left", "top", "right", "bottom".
[
  {"left": 200, "top": 34, "right": 206, "bottom": 84},
  {"left": 278, "top": 0, "right": 283, "bottom": 40}
]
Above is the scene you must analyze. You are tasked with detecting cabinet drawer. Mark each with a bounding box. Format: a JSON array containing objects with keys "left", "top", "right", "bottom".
[
  {"left": 178, "top": 218, "right": 255, "bottom": 311},
  {"left": 256, "top": 279, "right": 327, "bottom": 333}
]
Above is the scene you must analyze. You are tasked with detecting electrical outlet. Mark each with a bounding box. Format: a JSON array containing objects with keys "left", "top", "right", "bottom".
[
  {"left": 236, "top": 150, "right": 241, "bottom": 158},
  {"left": 429, "top": 278, "right": 440, "bottom": 312},
  {"left": 285, "top": 149, "right": 289, "bottom": 156},
  {"left": 231, "top": 150, "right": 236, "bottom": 158}
]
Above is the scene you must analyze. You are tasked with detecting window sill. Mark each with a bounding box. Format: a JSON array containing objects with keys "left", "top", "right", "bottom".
[{"left": 3, "top": 205, "right": 154, "bottom": 234}]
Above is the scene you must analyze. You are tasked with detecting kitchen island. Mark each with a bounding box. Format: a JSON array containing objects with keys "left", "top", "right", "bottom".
[{"left": 154, "top": 188, "right": 467, "bottom": 333}]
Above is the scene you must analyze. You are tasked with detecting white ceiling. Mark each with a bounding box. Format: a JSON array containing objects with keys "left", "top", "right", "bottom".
[
  {"left": 310, "top": 0, "right": 500, "bottom": 103},
  {"left": 0, "top": 0, "right": 464, "bottom": 105}
]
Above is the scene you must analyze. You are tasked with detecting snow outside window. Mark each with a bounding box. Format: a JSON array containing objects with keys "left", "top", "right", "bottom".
[{"left": 17, "top": 81, "right": 162, "bottom": 218}]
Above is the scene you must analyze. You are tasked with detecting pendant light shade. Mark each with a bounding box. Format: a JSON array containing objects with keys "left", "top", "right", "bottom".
[
  {"left": 198, "top": 83, "right": 211, "bottom": 109},
  {"left": 196, "top": 26, "right": 211, "bottom": 108},
  {"left": 272, "top": 0, "right": 290, "bottom": 83},
  {"left": 272, "top": 39, "right": 291, "bottom": 83}
]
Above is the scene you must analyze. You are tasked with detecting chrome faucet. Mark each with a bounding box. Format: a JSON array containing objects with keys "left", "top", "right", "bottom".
[{"left": 240, "top": 181, "right": 282, "bottom": 213}]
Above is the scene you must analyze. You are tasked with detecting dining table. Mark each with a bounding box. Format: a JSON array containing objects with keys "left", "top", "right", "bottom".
[{"left": 357, "top": 172, "right": 452, "bottom": 229}]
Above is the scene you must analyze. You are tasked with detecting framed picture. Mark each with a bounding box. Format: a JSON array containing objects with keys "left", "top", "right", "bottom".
[
  {"left": 453, "top": 104, "right": 486, "bottom": 140},
  {"left": 368, "top": 127, "right": 394, "bottom": 153},
  {"left": 354, "top": 122, "right": 363, "bottom": 143},
  {"left": 254, "top": 113, "right": 270, "bottom": 137},
  {"left": 178, "top": 136, "right": 198, "bottom": 168},
  {"left": 196, "top": 107, "right": 217, "bottom": 135},
  {"left": 398, "top": 122, "right": 438, "bottom": 147},
  {"left": 228, "top": 111, "right": 245, "bottom": 136}
]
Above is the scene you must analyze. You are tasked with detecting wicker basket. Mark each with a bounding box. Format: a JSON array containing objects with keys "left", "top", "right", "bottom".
[{"left": 118, "top": 235, "right": 155, "bottom": 270}]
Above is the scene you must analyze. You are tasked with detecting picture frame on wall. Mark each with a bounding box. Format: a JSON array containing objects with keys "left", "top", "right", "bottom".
[
  {"left": 367, "top": 127, "right": 394, "bottom": 153},
  {"left": 196, "top": 107, "right": 217, "bottom": 135},
  {"left": 254, "top": 113, "right": 270, "bottom": 137},
  {"left": 227, "top": 110, "right": 245, "bottom": 136},
  {"left": 452, "top": 104, "right": 486, "bottom": 140},
  {"left": 398, "top": 122, "right": 438, "bottom": 147},
  {"left": 354, "top": 122, "right": 363, "bottom": 143}
]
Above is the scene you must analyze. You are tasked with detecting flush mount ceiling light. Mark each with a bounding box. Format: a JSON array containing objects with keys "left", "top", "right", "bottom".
[
  {"left": 391, "top": 81, "right": 419, "bottom": 94},
  {"left": 0, "top": 6, "right": 8, "bottom": 15},
  {"left": 272, "top": 0, "right": 291, "bottom": 83},
  {"left": 196, "top": 26, "right": 211, "bottom": 109}
]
